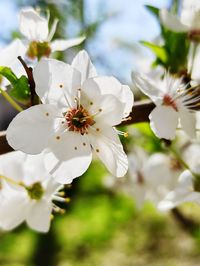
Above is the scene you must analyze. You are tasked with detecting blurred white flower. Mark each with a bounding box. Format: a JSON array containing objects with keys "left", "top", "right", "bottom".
[
  {"left": 0, "top": 151, "right": 65, "bottom": 232},
  {"left": 0, "top": 39, "right": 26, "bottom": 90},
  {"left": 105, "top": 149, "right": 181, "bottom": 209},
  {"left": 132, "top": 72, "right": 198, "bottom": 140},
  {"left": 19, "top": 7, "right": 85, "bottom": 59},
  {"left": 7, "top": 50, "right": 134, "bottom": 183},
  {"left": 159, "top": 143, "right": 200, "bottom": 211},
  {"left": 158, "top": 170, "right": 200, "bottom": 211},
  {"left": 160, "top": 0, "right": 200, "bottom": 38}
]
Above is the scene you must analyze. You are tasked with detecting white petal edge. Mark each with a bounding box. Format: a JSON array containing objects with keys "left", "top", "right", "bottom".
[
  {"left": 7, "top": 104, "right": 61, "bottom": 154},
  {"left": 72, "top": 50, "right": 97, "bottom": 84},
  {"left": 33, "top": 58, "right": 81, "bottom": 107},
  {"left": 26, "top": 200, "right": 52, "bottom": 232},
  {"left": 19, "top": 7, "right": 49, "bottom": 41},
  {"left": 89, "top": 125, "right": 128, "bottom": 177},
  {"left": 149, "top": 105, "right": 179, "bottom": 140},
  {"left": 51, "top": 36, "right": 85, "bottom": 52},
  {"left": 159, "top": 9, "right": 188, "bottom": 32}
]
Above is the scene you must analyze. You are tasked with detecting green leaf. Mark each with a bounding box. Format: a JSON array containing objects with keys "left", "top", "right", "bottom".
[
  {"left": 145, "top": 5, "right": 159, "bottom": 19},
  {"left": 10, "top": 75, "right": 31, "bottom": 102},
  {"left": 0, "top": 66, "right": 18, "bottom": 85},
  {"left": 0, "top": 66, "right": 30, "bottom": 102},
  {"left": 140, "top": 41, "right": 168, "bottom": 63}
]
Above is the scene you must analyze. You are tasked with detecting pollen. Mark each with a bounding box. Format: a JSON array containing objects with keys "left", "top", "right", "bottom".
[
  {"left": 83, "top": 142, "right": 86, "bottom": 146},
  {"left": 59, "top": 84, "right": 63, "bottom": 88},
  {"left": 96, "top": 128, "right": 100, "bottom": 132},
  {"left": 124, "top": 132, "right": 129, "bottom": 138},
  {"left": 45, "top": 112, "right": 49, "bottom": 116},
  {"left": 74, "top": 146, "right": 77, "bottom": 150},
  {"left": 56, "top": 136, "right": 60, "bottom": 140},
  {"left": 90, "top": 102, "right": 93, "bottom": 105},
  {"left": 65, "top": 106, "right": 95, "bottom": 135},
  {"left": 99, "top": 108, "right": 102, "bottom": 112},
  {"left": 96, "top": 148, "right": 100, "bottom": 153}
]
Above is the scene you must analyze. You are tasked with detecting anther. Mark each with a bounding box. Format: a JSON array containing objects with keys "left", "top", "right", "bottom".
[{"left": 124, "top": 132, "right": 129, "bottom": 138}]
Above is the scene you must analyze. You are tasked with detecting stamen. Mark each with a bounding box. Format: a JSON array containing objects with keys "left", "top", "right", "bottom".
[
  {"left": 116, "top": 129, "right": 129, "bottom": 137},
  {"left": 122, "top": 116, "right": 132, "bottom": 122}
]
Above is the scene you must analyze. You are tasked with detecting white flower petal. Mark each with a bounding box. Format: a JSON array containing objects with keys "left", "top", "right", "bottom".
[
  {"left": 0, "top": 39, "right": 26, "bottom": 67},
  {"left": 44, "top": 178, "right": 63, "bottom": 199},
  {"left": 33, "top": 58, "right": 81, "bottom": 107},
  {"left": 0, "top": 151, "right": 26, "bottom": 183},
  {"left": 86, "top": 76, "right": 133, "bottom": 118},
  {"left": 22, "top": 153, "right": 51, "bottom": 185},
  {"left": 132, "top": 72, "right": 162, "bottom": 103},
  {"left": 46, "top": 132, "right": 92, "bottom": 182},
  {"left": 51, "top": 36, "right": 85, "bottom": 52},
  {"left": 7, "top": 104, "right": 61, "bottom": 154},
  {"left": 72, "top": 50, "right": 97, "bottom": 83},
  {"left": 179, "top": 108, "right": 196, "bottom": 138},
  {"left": 26, "top": 200, "right": 52, "bottom": 232},
  {"left": 158, "top": 170, "right": 199, "bottom": 211},
  {"left": 95, "top": 95, "right": 125, "bottom": 126},
  {"left": 81, "top": 78, "right": 126, "bottom": 125},
  {"left": 159, "top": 9, "right": 188, "bottom": 32},
  {"left": 142, "top": 153, "right": 171, "bottom": 187},
  {"left": 0, "top": 194, "right": 28, "bottom": 230},
  {"left": 89, "top": 125, "right": 128, "bottom": 177},
  {"left": 149, "top": 105, "right": 179, "bottom": 140},
  {"left": 19, "top": 7, "right": 49, "bottom": 41},
  {"left": 47, "top": 18, "right": 58, "bottom": 42}
]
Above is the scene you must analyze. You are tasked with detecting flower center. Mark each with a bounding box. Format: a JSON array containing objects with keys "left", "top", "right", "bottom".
[
  {"left": 26, "top": 182, "right": 44, "bottom": 200},
  {"left": 163, "top": 94, "right": 178, "bottom": 111},
  {"left": 65, "top": 106, "right": 95, "bottom": 134},
  {"left": 27, "top": 41, "right": 51, "bottom": 60}
]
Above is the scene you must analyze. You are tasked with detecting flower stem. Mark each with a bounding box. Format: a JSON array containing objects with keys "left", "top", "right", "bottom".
[
  {"left": 0, "top": 88, "right": 23, "bottom": 112},
  {"left": 0, "top": 174, "right": 25, "bottom": 188}
]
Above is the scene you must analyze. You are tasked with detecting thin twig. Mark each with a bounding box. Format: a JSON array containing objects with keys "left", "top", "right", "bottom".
[
  {"left": 17, "top": 56, "right": 36, "bottom": 106},
  {"left": 171, "top": 208, "right": 199, "bottom": 233}
]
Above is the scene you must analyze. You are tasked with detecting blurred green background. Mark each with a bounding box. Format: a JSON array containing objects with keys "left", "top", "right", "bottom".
[{"left": 1, "top": 0, "right": 200, "bottom": 266}]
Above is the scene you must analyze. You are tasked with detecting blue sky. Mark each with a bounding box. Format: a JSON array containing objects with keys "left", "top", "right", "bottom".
[{"left": 0, "top": 0, "right": 171, "bottom": 82}]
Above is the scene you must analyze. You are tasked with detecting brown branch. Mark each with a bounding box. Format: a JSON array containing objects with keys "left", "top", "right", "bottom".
[
  {"left": 0, "top": 131, "right": 13, "bottom": 155},
  {"left": 121, "top": 100, "right": 155, "bottom": 125},
  {"left": 17, "top": 56, "right": 36, "bottom": 106},
  {"left": 171, "top": 208, "right": 199, "bottom": 233}
]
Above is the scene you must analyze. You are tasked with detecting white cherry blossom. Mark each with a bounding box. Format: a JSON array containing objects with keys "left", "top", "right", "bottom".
[
  {"left": 19, "top": 7, "right": 85, "bottom": 59},
  {"left": 105, "top": 149, "right": 181, "bottom": 209},
  {"left": 132, "top": 72, "right": 198, "bottom": 140},
  {"left": 0, "top": 151, "right": 65, "bottom": 232},
  {"left": 7, "top": 50, "right": 134, "bottom": 183},
  {"left": 160, "top": 0, "right": 200, "bottom": 37},
  {"left": 158, "top": 170, "right": 200, "bottom": 211},
  {"left": 158, "top": 143, "right": 200, "bottom": 211}
]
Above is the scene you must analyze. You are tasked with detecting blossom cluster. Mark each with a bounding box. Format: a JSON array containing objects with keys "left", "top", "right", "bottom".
[{"left": 0, "top": 1, "right": 200, "bottom": 233}]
